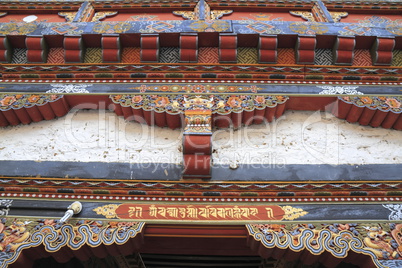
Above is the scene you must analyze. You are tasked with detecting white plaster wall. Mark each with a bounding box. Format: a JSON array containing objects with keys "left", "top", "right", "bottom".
[
  {"left": 213, "top": 110, "right": 402, "bottom": 165},
  {"left": 0, "top": 110, "right": 400, "bottom": 165},
  {"left": 0, "top": 110, "right": 183, "bottom": 163}
]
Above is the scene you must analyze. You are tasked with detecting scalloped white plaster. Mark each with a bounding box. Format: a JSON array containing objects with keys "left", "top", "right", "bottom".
[{"left": 0, "top": 110, "right": 400, "bottom": 165}]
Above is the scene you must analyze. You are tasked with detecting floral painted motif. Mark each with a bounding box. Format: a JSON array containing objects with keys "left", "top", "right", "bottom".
[
  {"left": 191, "top": 85, "right": 206, "bottom": 93},
  {"left": 131, "top": 95, "right": 143, "bottom": 104},
  {"left": 361, "top": 96, "right": 374, "bottom": 105},
  {"left": 111, "top": 94, "right": 184, "bottom": 114},
  {"left": 110, "top": 95, "right": 289, "bottom": 115},
  {"left": 0, "top": 96, "right": 16, "bottom": 107},
  {"left": 227, "top": 96, "right": 242, "bottom": 108},
  {"left": 27, "top": 95, "right": 40, "bottom": 103},
  {"left": 386, "top": 98, "right": 401, "bottom": 109},
  {"left": 254, "top": 96, "right": 265, "bottom": 104},
  {"left": 0, "top": 94, "right": 63, "bottom": 111},
  {"left": 213, "top": 95, "right": 288, "bottom": 114},
  {"left": 154, "top": 96, "right": 170, "bottom": 107},
  {"left": 340, "top": 96, "right": 402, "bottom": 113}
]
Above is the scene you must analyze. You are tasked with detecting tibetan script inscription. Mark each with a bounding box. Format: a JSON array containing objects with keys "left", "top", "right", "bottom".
[
  {"left": 93, "top": 203, "right": 308, "bottom": 222},
  {"left": 110, "top": 204, "right": 291, "bottom": 221}
]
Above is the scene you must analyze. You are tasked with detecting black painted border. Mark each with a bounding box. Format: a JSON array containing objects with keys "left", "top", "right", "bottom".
[{"left": 0, "top": 160, "right": 401, "bottom": 181}]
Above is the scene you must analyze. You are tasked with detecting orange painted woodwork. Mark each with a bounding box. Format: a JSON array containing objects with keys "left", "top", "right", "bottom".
[
  {"left": 183, "top": 154, "right": 211, "bottom": 176},
  {"left": 64, "top": 36, "right": 84, "bottom": 63},
  {"left": 296, "top": 35, "right": 316, "bottom": 64},
  {"left": 258, "top": 35, "right": 277, "bottom": 63},
  {"left": 141, "top": 34, "right": 159, "bottom": 62},
  {"left": 26, "top": 36, "right": 47, "bottom": 63},
  {"left": 102, "top": 35, "right": 121, "bottom": 63},
  {"left": 219, "top": 34, "right": 237, "bottom": 63},
  {"left": 0, "top": 36, "right": 11, "bottom": 63},
  {"left": 183, "top": 135, "right": 212, "bottom": 155},
  {"left": 371, "top": 37, "right": 395, "bottom": 65},
  {"left": 333, "top": 36, "right": 355, "bottom": 65},
  {"left": 180, "top": 34, "right": 198, "bottom": 63}
]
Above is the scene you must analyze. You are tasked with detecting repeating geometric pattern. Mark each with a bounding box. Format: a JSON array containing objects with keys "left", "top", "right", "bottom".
[
  {"left": 314, "top": 49, "right": 333, "bottom": 65},
  {"left": 121, "top": 47, "right": 141, "bottom": 63},
  {"left": 277, "top": 48, "right": 296, "bottom": 64},
  {"left": 84, "top": 47, "right": 102, "bottom": 63},
  {"left": 11, "top": 48, "right": 27, "bottom": 64},
  {"left": 159, "top": 47, "right": 180, "bottom": 63},
  {"left": 391, "top": 50, "right": 402, "bottom": 66},
  {"left": 237, "top": 47, "right": 258, "bottom": 64},
  {"left": 3, "top": 177, "right": 402, "bottom": 192},
  {"left": 198, "top": 47, "right": 219, "bottom": 63},
  {"left": 12, "top": 62, "right": 386, "bottom": 75},
  {"left": 46, "top": 47, "right": 65, "bottom": 64},
  {"left": 352, "top": 49, "right": 372, "bottom": 66}
]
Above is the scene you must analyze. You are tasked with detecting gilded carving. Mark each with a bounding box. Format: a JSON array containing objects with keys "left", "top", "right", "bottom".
[
  {"left": 290, "top": 11, "right": 315, "bottom": 22},
  {"left": 174, "top": 0, "right": 232, "bottom": 20},
  {"left": 93, "top": 204, "right": 307, "bottom": 222},
  {"left": 58, "top": 12, "right": 77, "bottom": 22},
  {"left": 329, "top": 12, "right": 348, "bottom": 22},
  {"left": 110, "top": 94, "right": 288, "bottom": 115},
  {"left": 173, "top": 11, "right": 197, "bottom": 21},
  {"left": 91, "top": 12, "right": 118, "bottom": 22},
  {"left": 282, "top": 206, "right": 308, "bottom": 221},
  {"left": 92, "top": 204, "right": 119, "bottom": 219}
]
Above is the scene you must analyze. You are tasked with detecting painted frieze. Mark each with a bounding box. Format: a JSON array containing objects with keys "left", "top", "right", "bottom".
[
  {"left": 247, "top": 222, "right": 402, "bottom": 268},
  {"left": 0, "top": 94, "right": 63, "bottom": 111},
  {"left": 0, "top": 19, "right": 400, "bottom": 36},
  {"left": 109, "top": 94, "right": 288, "bottom": 115},
  {"left": 0, "top": 217, "right": 144, "bottom": 268},
  {"left": 339, "top": 96, "right": 402, "bottom": 114}
]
